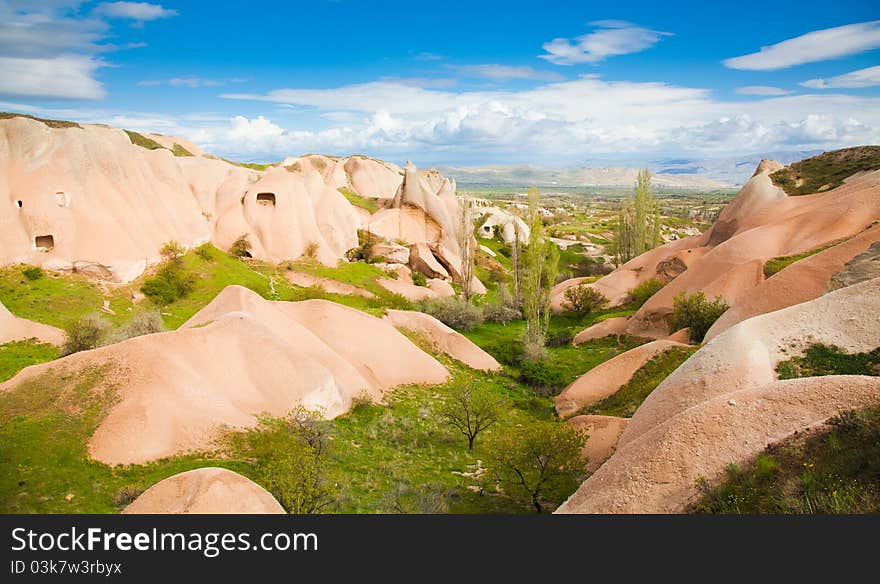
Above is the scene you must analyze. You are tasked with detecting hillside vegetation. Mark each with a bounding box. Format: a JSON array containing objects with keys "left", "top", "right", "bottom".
[{"left": 770, "top": 146, "right": 880, "bottom": 196}]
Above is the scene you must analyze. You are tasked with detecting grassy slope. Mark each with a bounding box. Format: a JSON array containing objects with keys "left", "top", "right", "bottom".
[
  {"left": 338, "top": 186, "right": 379, "bottom": 214},
  {"left": 769, "top": 146, "right": 880, "bottom": 196},
  {"left": 581, "top": 345, "right": 697, "bottom": 417},
  {"left": 692, "top": 343, "right": 880, "bottom": 514},
  {"left": 0, "top": 340, "right": 59, "bottom": 382},
  {"left": 0, "top": 267, "right": 105, "bottom": 329}
]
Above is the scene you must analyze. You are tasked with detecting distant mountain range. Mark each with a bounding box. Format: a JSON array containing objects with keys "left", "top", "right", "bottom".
[
  {"left": 438, "top": 150, "right": 822, "bottom": 191},
  {"left": 653, "top": 150, "right": 822, "bottom": 186}
]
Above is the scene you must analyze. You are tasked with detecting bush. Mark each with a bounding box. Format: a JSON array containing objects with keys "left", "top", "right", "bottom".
[
  {"left": 412, "top": 271, "right": 427, "bottom": 287},
  {"left": 304, "top": 241, "right": 320, "bottom": 260},
  {"left": 194, "top": 243, "right": 214, "bottom": 261},
  {"left": 521, "top": 335, "right": 548, "bottom": 363},
  {"left": 159, "top": 240, "right": 185, "bottom": 261},
  {"left": 141, "top": 263, "right": 196, "bottom": 305},
  {"left": 107, "top": 311, "right": 165, "bottom": 344},
  {"left": 230, "top": 234, "right": 252, "bottom": 258},
  {"left": 62, "top": 313, "right": 111, "bottom": 356},
  {"left": 630, "top": 278, "right": 664, "bottom": 308},
  {"left": 22, "top": 266, "right": 44, "bottom": 281},
  {"left": 229, "top": 408, "right": 335, "bottom": 514},
  {"left": 563, "top": 283, "right": 607, "bottom": 315},
  {"left": 482, "top": 285, "right": 520, "bottom": 323},
  {"left": 345, "top": 230, "right": 375, "bottom": 262},
  {"left": 417, "top": 296, "right": 484, "bottom": 331},
  {"left": 670, "top": 291, "right": 729, "bottom": 342},
  {"left": 519, "top": 358, "right": 566, "bottom": 395}
]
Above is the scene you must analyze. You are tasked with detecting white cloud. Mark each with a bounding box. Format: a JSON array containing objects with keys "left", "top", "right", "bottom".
[
  {"left": 216, "top": 77, "right": 880, "bottom": 162},
  {"left": 137, "top": 76, "right": 245, "bottom": 88},
  {"left": 724, "top": 20, "right": 880, "bottom": 70},
  {"left": 95, "top": 2, "right": 178, "bottom": 22},
  {"left": 0, "top": 2, "right": 173, "bottom": 100},
  {"left": 736, "top": 86, "right": 791, "bottom": 96},
  {"left": 448, "top": 64, "right": 564, "bottom": 82},
  {"left": 801, "top": 65, "right": 880, "bottom": 89},
  {"left": 540, "top": 21, "right": 670, "bottom": 65},
  {"left": 0, "top": 54, "right": 106, "bottom": 99}
]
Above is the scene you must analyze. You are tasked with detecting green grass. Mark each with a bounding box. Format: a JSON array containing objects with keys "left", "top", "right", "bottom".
[
  {"left": 580, "top": 346, "right": 697, "bottom": 417},
  {"left": 776, "top": 343, "right": 880, "bottom": 380},
  {"left": 324, "top": 361, "right": 566, "bottom": 513},
  {"left": 171, "top": 143, "right": 193, "bottom": 157},
  {"left": 123, "top": 130, "right": 165, "bottom": 151},
  {"left": 0, "top": 340, "right": 60, "bottom": 382},
  {"left": 691, "top": 405, "right": 880, "bottom": 513},
  {"left": 763, "top": 243, "right": 836, "bottom": 278},
  {"left": 0, "top": 353, "right": 576, "bottom": 514},
  {"left": 769, "top": 146, "right": 880, "bottom": 196},
  {"left": 464, "top": 307, "right": 644, "bottom": 391},
  {"left": 0, "top": 112, "right": 81, "bottom": 129},
  {"left": 0, "top": 266, "right": 105, "bottom": 329},
  {"left": 338, "top": 186, "right": 380, "bottom": 214},
  {"left": 0, "top": 366, "right": 248, "bottom": 513}
]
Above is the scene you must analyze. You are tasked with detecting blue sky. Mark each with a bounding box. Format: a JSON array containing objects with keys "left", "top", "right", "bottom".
[{"left": 1, "top": 1, "right": 879, "bottom": 166}]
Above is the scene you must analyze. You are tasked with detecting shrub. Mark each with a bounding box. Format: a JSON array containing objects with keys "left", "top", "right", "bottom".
[
  {"left": 411, "top": 271, "right": 427, "bottom": 286},
  {"left": 519, "top": 358, "right": 566, "bottom": 395},
  {"left": 22, "top": 266, "right": 44, "bottom": 281},
  {"left": 62, "top": 313, "right": 111, "bottom": 356},
  {"left": 230, "top": 234, "right": 252, "bottom": 258},
  {"left": 345, "top": 230, "right": 376, "bottom": 262},
  {"left": 159, "top": 240, "right": 185, "bottom": 261},
  {"left": 107, "top": 311, "right": 165, "bottom": 344},
  {"left": 521, "top": 335, "right": 548, "bottom": 363},
  {"left": 141, "top": 263, "right": 196, "bottom": 305},
  {"left": 563, "top": 283, "right": 607, "bottom": 315},
  {"left": 304, "top": 241, "right": 320, "bottom": 260},
  {"left": 670, "top": 291, "right": 729, "bottom": 342},
  {"left": 229, "top": 408, "right": 335, "bottom": 514},
  {"left": 482, "top": 285, "right": 520, "bottom": 323},
  {"left": 630, "top": 278, "right": 664, "bottom": 307},
  {"left": 416, "top": 296, "right": 484, "bottom": 331},
  {"left": 194, "top": 243, "right": 214, "bottom": 261}
]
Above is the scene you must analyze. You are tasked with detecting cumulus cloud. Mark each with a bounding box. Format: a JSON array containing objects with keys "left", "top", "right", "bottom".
[
  {"left": 724, "top": 20, "right": 880, "bottom": 70},
  {"left": 801, "top": 65, "right": 880, "bottom": 89},
  {"left": 215, "top": 77, "right": 880, "bottom": 162},
  {"left": 95, "top": 2, "right": 178, "bottom": 24},
  {"left": 0, "top": 2, "right": 166, "bottom": 100},
  {"left": 448, "top": 64, "right": 564, "bottom": 82},
  {"left": 0, "top": 54, "right": 106, "bottom": 99},
  {"left": 540, "top": 21, "right": 670, "bottom": 65},
  {"left": 736, "top": 86, "right": 791, "bottom": 96}
]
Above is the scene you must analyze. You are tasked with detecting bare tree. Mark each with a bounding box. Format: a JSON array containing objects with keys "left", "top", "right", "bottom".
[{"left": 438, "top": 382, "right": 506, "bottom": 450}]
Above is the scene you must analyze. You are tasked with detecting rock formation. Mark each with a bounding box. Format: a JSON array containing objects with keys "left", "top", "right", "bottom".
[{"left": 122, "top": 467, "right": 285, "bottom": 514}]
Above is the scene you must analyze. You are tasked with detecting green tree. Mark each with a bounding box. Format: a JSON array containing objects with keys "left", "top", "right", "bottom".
[
  {"left": 670, "top": 291, "right": 729, "bottom": 342},
  {"left": 521, "top": 187, "right": 559, "bottom": 359},
  {"left": 613, "top": 169, "right": 662, "bottom": 265},
  {"left": 563, "top": 283, "right": 608, "bottom": 315},
  {"left": 230, "top": 233, "right": 252, "bottom": 258},
  {"left": 231, "top": 408, "right": 335, "bottom": 514},
  {"left": 437, "top": 382, "right": 506, "bottom": 450},
  {"left": 458, "top": 195, "right": 477, "bottom": 300},
  {"left": 486, "top": 421, "right": 587, "bottom": 513}
]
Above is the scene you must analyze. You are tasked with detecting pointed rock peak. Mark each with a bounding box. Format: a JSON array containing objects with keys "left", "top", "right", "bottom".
[{"left": 752, "top": 159, "right": 783, "bottom": 177}]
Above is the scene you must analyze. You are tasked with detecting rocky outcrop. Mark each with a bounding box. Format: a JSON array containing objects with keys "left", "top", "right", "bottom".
[
  {"left": 0, "top": 286, "right": 449, "bottom": 464},
  {"left": 557, "top": 278, "right": 880, "bottom": 513},
  {"left": 0, "top": 115, "right": 469, "bottom": 283},
  {"left": 569, "top": 415, "right": 629, "bottom": 472},
  {"left": 829, "top": 240, "right": 880, "bottom": 291},
  {"left": 382, "top": 310, "right": 501, "bottom": 371},
  {"left": 0, "top": 299, "right": 65, "bottom": 345},
  {"left": 122, "top": 467, "right": 285, "bottom": 514},
  {"left": 555, "top": 340, "right": 686, "bottom": 418},
  {"left": 572, "top": 317, "right": 629, "bottom": 345}
]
